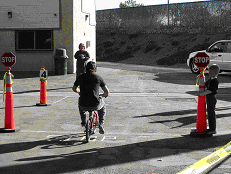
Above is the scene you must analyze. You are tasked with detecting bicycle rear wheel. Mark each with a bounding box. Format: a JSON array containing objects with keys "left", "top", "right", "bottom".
[
  {"left": 85, "top": 120, "right": 90, "bottom": 143},
  {"left": 92, "top": 113, "right": 97, "bottom": 134}
]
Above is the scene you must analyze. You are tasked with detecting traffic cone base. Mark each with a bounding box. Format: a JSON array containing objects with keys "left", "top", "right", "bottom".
[
  {"left": 190, "top": 128, "right": 213, "bottom": 137},
  {"left": 0, "top": 128, "right": 20, "bottom": 133},
  {"left": 36, "top": 103, "right": 51, "bottom": 106}
]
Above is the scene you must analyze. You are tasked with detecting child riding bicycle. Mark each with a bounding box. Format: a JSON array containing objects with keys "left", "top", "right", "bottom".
[{"left": 72, "top": 61, "right": 110, "bottom": 134}]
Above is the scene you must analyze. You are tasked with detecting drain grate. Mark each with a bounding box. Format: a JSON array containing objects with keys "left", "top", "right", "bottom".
[{"left": 165, "top": 98, "right": 197, "bottom": 102}]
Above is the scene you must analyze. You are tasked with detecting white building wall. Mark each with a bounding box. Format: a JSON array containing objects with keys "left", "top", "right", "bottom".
[
  {"left": 73, "top": 0, "right": 96, "bottom": 70},
  {"left": 54, "top": 0, "right": 74, "bottom": 74},
  {"left": 0, "top": 0, "right": 96, "bottom": 73}
]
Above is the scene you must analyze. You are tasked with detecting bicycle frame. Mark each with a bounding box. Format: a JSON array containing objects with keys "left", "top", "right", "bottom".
[
  {"left": 89, "top": 111, "right": 99, "bottom": 133},
  {"left": 85, "top": 110, "right": 99, "bottom": 143}
]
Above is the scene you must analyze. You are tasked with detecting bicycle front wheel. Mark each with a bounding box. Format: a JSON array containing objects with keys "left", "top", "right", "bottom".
[{"left": 86, "top": 120, "right": 90, "bottom": 143}]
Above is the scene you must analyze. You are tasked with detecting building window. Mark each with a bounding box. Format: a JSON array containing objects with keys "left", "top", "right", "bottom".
[
  {"left": 86, "top": 41, "right": 90, "bottom": 48},
  {"left": 16, "top": 30, "right": 53, "bottom": 51}
]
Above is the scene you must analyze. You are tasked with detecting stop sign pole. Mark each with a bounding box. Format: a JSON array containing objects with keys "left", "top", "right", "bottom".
[
  {"left": 0, "top": 52, "right": 19, "bottom": 132},
  {"left": 190, "top": 52, "right": 210, "bottom": 137}
]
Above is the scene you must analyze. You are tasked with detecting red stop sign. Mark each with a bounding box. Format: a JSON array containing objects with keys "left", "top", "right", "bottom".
[
  {"left": 193, "top": 52, "right": 210, "bottom": 68},
  {"left": 1, "top": 52, "right": 16, "bottom": 67}
]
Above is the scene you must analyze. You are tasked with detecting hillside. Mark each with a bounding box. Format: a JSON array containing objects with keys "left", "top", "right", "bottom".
[{"left": 96, "top": 32, "right": 231, "bottom": 68}]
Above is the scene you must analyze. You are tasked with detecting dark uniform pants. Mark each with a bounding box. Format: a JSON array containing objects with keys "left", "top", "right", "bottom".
[
  {"left": 206, "top": 96, "right": 217, "bottom": 131},
  {"left": 78, "top": 97, "right": 106, "bottom": 125}
]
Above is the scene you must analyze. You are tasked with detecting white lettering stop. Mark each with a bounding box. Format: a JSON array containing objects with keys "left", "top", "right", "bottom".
[
  {"left": 1, "top": 52, "right": 16, "bottom": 67},
  {"left": 194, "top": 57, "right": 209, "bottom": 63},
  {"left": 2, "top": 57, "right": 15, "bottom": 63}
]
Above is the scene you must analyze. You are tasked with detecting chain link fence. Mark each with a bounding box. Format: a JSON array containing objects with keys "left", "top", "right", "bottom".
[{"left": 96, "top": 0, "right": 231, "bottom": 34}]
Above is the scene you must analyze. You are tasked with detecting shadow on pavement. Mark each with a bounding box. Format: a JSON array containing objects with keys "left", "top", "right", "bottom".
[
  {"left": 133, "top": 106, "right": 231, "bottom": 129},
  {"left": 153, "top": 72, "right": 231, "bottom": 85},
  {"left": 0, "top": 134, "right": 85, "bottom": 155},
  {"left": 187, "top": 87, "right": 231, "bottom": 103},
  {"left": 0, "top": 133, "right": 231, "bottom": 173},
  {"left": 133, "top": 109, "right": 197, "bottom": 118},
  {"left": 0, "top": 105, "right": 37, "bottom": 109},
  {"left": 13, "top": 87, "right": 72, "bottom": 94}
]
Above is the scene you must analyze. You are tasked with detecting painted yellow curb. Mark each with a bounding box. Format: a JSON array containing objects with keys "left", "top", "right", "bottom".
[{"left": 177, "top": 141, "right": 231, "bottom": 174}]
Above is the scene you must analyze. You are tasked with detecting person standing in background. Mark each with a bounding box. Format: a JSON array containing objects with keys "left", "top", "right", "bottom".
[{"left": 74, "top": 43, "right": 90, "bottom": 79}]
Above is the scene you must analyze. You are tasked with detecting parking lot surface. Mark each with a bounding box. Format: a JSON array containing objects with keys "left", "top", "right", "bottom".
[{"left": 0, "top": 62, "right": 231, "bottom": 174}]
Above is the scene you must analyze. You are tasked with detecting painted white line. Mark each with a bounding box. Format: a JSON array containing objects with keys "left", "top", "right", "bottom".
[
  {"left": 101, "top": 136, "right": 116, "bottom": 141},
  {"left": 63, "top": 137, "right": 71, "bottom": 141},
  {"left": 21, "top": 130, "right": 83, "bottom": 134},
  {"left": 19, "top": 129, "right": 184, "bottom": 137},
  {"left": 52, "top": 96, "right": 68, "bottom": 104},
  {"left": 46, "top": 135, "right": 62, "bottom": 139},
  {"left": 81, "top": 136, "right": 97, "bottom": 141},
  {"left": 138, "top": 136, "right": 150, "bottom": 138},
  {"left": 101, "top": 136, "right": 105, "bottom": 141},
  {"left": 90, "top": 136, "right": 97, "bottom": 141}
]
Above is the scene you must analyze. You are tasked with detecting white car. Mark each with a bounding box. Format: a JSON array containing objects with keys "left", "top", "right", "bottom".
[{"left": 187, "top": 40, "right": 231, "bottom": 74}]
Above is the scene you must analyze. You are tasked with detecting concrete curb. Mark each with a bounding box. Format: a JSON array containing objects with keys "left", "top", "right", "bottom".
[{"left": 177, "top": 141, "right": 231, "bottom": 174}]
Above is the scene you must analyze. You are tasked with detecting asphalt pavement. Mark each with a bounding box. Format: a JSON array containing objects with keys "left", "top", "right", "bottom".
[{"left": 0, "top": 62, "right": 231, "bottom": 174}]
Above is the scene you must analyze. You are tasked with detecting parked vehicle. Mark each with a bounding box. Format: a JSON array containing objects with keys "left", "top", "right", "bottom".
[{"left": 187, "top": 40, "right": 231, "bottom": 74}]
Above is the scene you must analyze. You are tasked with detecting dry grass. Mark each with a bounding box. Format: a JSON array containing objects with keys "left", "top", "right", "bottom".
[{"left": 96, "top": 31, "right": 231, "bottom": 68}]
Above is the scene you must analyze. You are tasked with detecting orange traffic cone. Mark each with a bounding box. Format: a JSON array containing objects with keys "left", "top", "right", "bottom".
[
  {"left": 0, "top": 67, "right": 19, "bottom": 133},
  {"left": 190, "top": 68, "right": 207, "bottom": 136},
  {"left": 36, "top": 66, "right": 50, "bottom": 106}
]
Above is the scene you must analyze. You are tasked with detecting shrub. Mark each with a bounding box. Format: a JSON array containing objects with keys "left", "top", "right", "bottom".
[
  {"left": 145, "top": 41, "right": 162, "bottom": 53},
  {"left": 129, "top": 33, "right": 140, "bottom": 40},
  {"left": 171, "top": 40, "right": 180, "bottom": 46},
  {"left": 126, "top": 46, "right": 133, "bottom": 50},
  {"left": 156, "top": 57, "right": 178, "bottom": 66},
  {"left": 103, "top": 41, "right": 114, "bottom": 48},
  {"left": 120, "top": 41, "right": 126, "bottom": 45},
  {"left": 110, "top": 32, "right": 116, "bottom": 36},
  {"left": 133, "top": 45, "right": 141, "bottom": 52},
  {"left": 156, "top": 49, "right": 190, "bottom": 66},
  {"left": 104, "top": 48, "right": 114, "bottom": 54}
]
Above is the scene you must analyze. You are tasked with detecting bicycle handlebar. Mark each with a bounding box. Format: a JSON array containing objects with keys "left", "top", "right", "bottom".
[
  {"left": 75, "top": 92, "right": 108, "bottom": 98},
  {"left": 99, "top": 94, "right": 108, "bottom": 98}
]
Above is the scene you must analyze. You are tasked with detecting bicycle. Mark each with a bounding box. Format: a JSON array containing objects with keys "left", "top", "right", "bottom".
[
  {"left": 84, "top": 95, "right": 107, "bottom": 143},
  {"left": 85, "top": 110, "right": 99, "bottom": 143}
]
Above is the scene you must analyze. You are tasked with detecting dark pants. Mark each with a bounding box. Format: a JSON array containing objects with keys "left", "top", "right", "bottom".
[
  {"left": 206, "top": 96, "right": 217, "bottom": 131},
  {"left": 78, "top": 98, "right": 106, "bottom": 125}
]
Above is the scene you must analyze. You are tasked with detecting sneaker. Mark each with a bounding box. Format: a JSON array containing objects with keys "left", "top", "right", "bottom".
[
  {"left": 204, "top": 129, "right": 216, "bottom": 134},
  {"left": 99, "top": 124, "right": 105, "bottom": 134}
]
